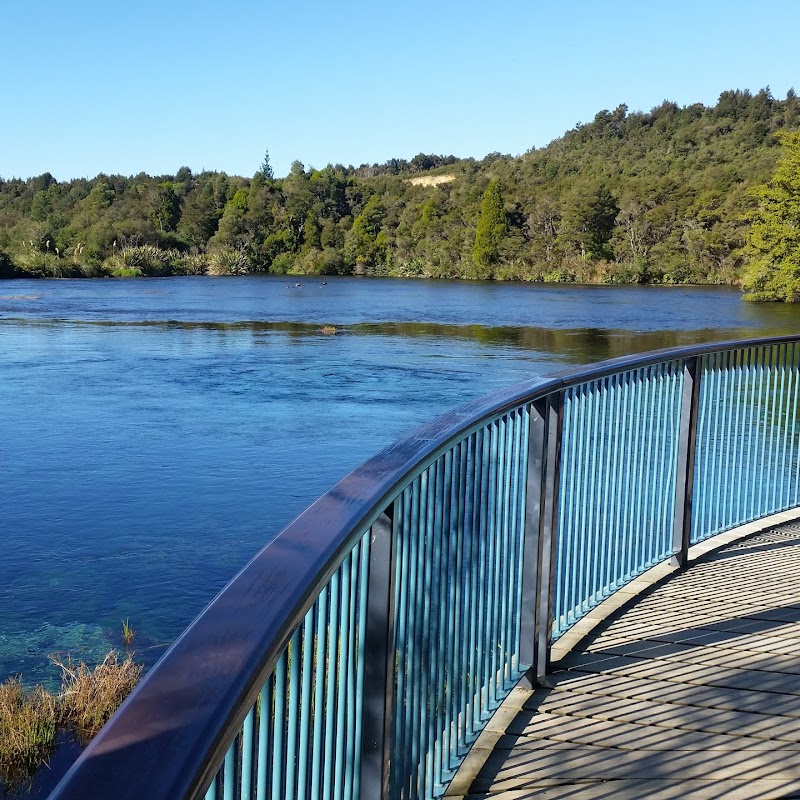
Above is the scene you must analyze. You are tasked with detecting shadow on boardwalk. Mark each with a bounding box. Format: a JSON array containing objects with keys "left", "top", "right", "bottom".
[{"left": 469, "top": 524, "right": 800, "bottom": 800}]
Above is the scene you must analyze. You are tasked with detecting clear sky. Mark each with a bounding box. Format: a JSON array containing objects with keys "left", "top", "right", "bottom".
[{"left": 1, "top": 0, "right": 797, "bottom": 181}]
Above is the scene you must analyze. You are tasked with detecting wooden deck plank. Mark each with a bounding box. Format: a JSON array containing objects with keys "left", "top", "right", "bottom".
[{"left": 468, "top": 523, "right": 800, "bottom": 798}]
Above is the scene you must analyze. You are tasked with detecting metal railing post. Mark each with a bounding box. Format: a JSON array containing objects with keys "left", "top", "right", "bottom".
[
  {"left": 672, "top": 356, "right": 702, "bottom": 569},
  {"left": 359, "top": 508, "right": 396, "bottom": 800},
  {"left": 520, "top": 391, "right": 564, "bottom": 686}
]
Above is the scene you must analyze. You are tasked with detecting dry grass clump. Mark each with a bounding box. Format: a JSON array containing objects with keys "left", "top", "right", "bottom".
[
  {"left": 52, "top": 651, "right": 142, "bottom": 740},
  {"left": 0, "top": 679, "right": 57, "bottom": 785}
]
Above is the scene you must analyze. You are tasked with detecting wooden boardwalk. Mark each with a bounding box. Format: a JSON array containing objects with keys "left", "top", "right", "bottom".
[{"left": 461, "top": 522, "right": 800, "bottom": 799}]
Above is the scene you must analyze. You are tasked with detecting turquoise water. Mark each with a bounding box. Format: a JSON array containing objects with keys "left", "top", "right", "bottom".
[{"left": 1, "top": 276, "right": 799, "bottom": 694}]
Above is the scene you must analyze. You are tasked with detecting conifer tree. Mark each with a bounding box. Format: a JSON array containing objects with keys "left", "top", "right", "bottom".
[
  {"left": 743, "top": 131, "right": 800, "bottom": 301},
  {"left": 472, "top": 181, "right": 507, "bottom": 277}
]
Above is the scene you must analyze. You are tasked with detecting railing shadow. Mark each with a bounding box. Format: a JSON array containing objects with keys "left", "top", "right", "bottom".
[{"left": 467, "top": 526, "right": 800, "bottom": 799}]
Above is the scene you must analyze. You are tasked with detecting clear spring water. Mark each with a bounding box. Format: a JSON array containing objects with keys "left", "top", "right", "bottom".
[{"left": 1, "top": 276, "right": 799, "bottom": 693}]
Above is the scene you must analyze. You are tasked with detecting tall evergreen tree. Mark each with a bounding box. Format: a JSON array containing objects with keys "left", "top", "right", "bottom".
[
  {"left": 472, "top": 181, "right": 507, "bottom": 277},
  {"left": 742, "top": 131, "right": 800, "bottom": 301},
  {"left": 257, "top": 149, "right": 274, "bottom": 180}
]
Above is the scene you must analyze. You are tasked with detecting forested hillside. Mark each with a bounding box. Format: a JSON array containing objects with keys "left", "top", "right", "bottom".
[{"left": 1, "top": 88, "right": 797, "bottom": 285}]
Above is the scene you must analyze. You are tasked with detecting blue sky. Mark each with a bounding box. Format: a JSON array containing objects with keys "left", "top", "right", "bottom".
[{"left": 1, "top": 0, "right": 797, "bottom": 181}]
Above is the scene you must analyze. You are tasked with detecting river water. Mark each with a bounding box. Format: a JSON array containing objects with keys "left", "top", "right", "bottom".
[{"left": 1, "top": 276, "right": 799, "bottom": 693}]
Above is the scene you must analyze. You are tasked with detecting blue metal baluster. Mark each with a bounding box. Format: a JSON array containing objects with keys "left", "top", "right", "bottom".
[
  {"left": 241, "top": 706, "right": 255, "bottom": 800},
  {"left": 553, "top": 388, "right": 572, "bottom": 634},
  {"left": 310, "top": 588, "right": 328, "bottom": 800},
  {"left": 391, "top": 489, "right": 410, "bottom": 800},
  {"left": 666, "top": 363, "right": 682, "bottom": 543},
  {"left": 476, "top": 427, "right": 491, "bottom": 725},
  {"left": 417, "top": 464, "right": 435, "bottom": 799},
  {"left": 272, "top": 650, "right": 288, "bottom": 800},
  {"left": 256, "top": 672, "right": 273, "bottom": 800},
  {"left": 465, "top": 432, "right": 481, "bottom": 742},
  {"left": 650, "top": 366, "right": 663, "bottom": 557},
  {"left": 712, "top": 352, "right": 728, "bottom": 534},
  {"left": 205, "top": 777, "right": 218, "bottom": 800},
  {"left": 322, "top": 571, "right": 340, "bottom": 800},
  {"left": 508, "top": 409, "right": 524, "bottom": 677},
  {"left": 454, "top": 438, "right": 470, "bottom": 757},
  {"left": 294, "top": 611, "right": 313, "bottom": 800},
  {"left": 789, "top": 344, "right": 800, "bottom": 508},
  {"left": 774, "top": 344, "right": 789, "bottom": 510},
  {"left": 756, "top": 347, "right": 773, "bottom": 518},
  {"left": 728, "top": 349, "right": 742, "bottom": 526},
  {"left": 631, "top": 368, "right": 647, "bottom": 578},
  {"left": 490, "top": 416, "right": 507, "bottom": 701},
  {"left": 783, "top": 344, "right": 799, "bottom": 508},
  {"left": 600, "top": 376, "right": 616, "bottom": 596},
  {"left": 743, "top": 348, "right": 759, "bottom": 520},
  {"left": 429, "top": 455, "right": 446, "bottom": 793},
  {"left": 352, "top": 530, "right": 370, "bottom": 800},
  {"left": 446, "top": 441, "right": 464, "bottom": 771},
  {"left": 713, "top": 351, "right": 727, "bottom": 534},
  {"left": 651, "top": 364, "right": 676, "bottom": 559},
  {"left": 495, "top": 416, "right": 510, "bottom": 694},
  {"left": 438, "top": 449, "right": 455, "bottom": 783},
  {"left": 719, "top": 351, "right": 733, "bottom": 530},
  {"left": 389, "top": 491, "right": 407, "bottom": 800},
  {"left": 485, "top": 421, "right": 501, "bottom": 710},
  {"left": 624, "top": 371, "right": 642, "bottom": 583},
  {"left": 606, "top": 375, "right": 623, "bottom": 592},
  {"left": 285, "top": 627, "right": 301, "bottom": 800},
  {"left": 590, "top": 378, "right": 607, "bottom": 602},
  {"left": 584, "top": 381, "right": 601, "bottom": 609},
  {"left": 333, "top": 552, "right": 353, "bottom": 800},
  {"left": 343, "top": 540, "right": 362, "bottom": 800},
  {"left": 410, "top": 469, "right": 427, "bottom": 798},
  {"left": 764, "top": 346, "right": 779, "bottom": 518},
  {"left": 223, "top": 741, "right": 236, "bottom": 800},
  {"left": 730, "top": 349, "right": 745, "bottom": 532},
  {"left": 571, "top": 383, "right": 588, "bottom": 622}
]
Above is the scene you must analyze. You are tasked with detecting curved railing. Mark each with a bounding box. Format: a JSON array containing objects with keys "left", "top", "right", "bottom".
[{"left": 50, "top": 335, "right": 800, "bottom": 800}]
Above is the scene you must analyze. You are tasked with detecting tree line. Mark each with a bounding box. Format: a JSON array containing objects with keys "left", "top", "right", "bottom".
[{"left": 1, "top": 87, "right": 798, "bottom": 294}]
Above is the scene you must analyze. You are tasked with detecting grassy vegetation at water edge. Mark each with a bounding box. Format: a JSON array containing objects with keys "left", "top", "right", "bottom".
[{"left": 0, "top": 651, "right": 141, "bottom": 789}]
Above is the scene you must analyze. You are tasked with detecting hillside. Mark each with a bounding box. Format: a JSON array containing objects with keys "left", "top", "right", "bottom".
[{"left": 1, "top": 87, "right": 797, "bottom": 284}]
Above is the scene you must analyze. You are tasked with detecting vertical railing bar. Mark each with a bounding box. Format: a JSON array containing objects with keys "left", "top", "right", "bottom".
[
  {"left": 420, "top": 462, "right": 437, "bottom": 799},
  {"left": 583, "top": 381, "right": 600, "bottom": 608},
  {"left": 671, "top": 355, "right": 701, "bottom": 568},
  {"left": 285, "top": 627, "right": 301, "bottom": 800},
  {"left": 343, "top": 542, "right": 361, "bottom": 800},
  {"left": 439, "top": 447, "right": 456, "bottom": 779},
  {"left": 521, "top": 398, "right": 546, "bottom": 684},
  {"left": 591, "top": 378, "right": 608, "bottom": 604},
  {"left": 332, "top": 552, "right": 354, "bottom": 800},
  {"left": 322, "top": 572, "right": 340, "bottom": 800},
  {"left": 789, "top": 344, "right": 800, "bottom": 509},
  {"left": 241, "top": 706, "right": 255, "bottom": 800},
  {"left": 571, "top": 384, "right": 588, "bottom": 622},
  {"left": 536, "top": 390, "right": 563, "bottom": 679},
  {"left": 351, "top": 531, "right": 371, "bottom": 800},
  {"left": 355, "top": 500, "right": 394, "bottom": 800},
  {"left": 447, "top": 441, "right": 465, "bottom": 768},
  {"left": 310, "top": 588, "right": 328, "bottom": 800},
  {"left": 762, "top": 345, "right": 778, "bottom": 518},
  {"left": 774, "top": 344, "right": 789, "bottom": 511},
  {"left": 465, "top": 430, "right": 483, "bottom": 742},
  {"left": 408, "top": 472, "right": 425, "bottom": 798},
  {"left": 392, "top": 490, "right": 410, "bottom": 800},
  {"left": 511, "top": 408, "right": 528, "bottom": 672},
  {"left": 453, "top": 438, "right": 469, "bottom": 756},
  {"left": 255, "top": 673, "right": 273, "bottom": 800},
  {"left": 272, "top": 651, "right": 288, "bottom": 800},
  {"left": 498, "top": 415, "right": 513, "bottom": 690},
  {"left": 552, "top": 388, "right": 571, "bottom": 635},
  {"left": 430, "top": 454, "right": 446, "bottom": 792},
  {"left": 781, "top": 344, "right": 797, "bottom": 508},
  {"left": 463, "top": 434, "right": 478, "bottom": 744},
  {"left": 507, "top": 409, "right": 524, "bottom": 678},
  {"left": 710, "top": 352, "right": 725, "bottom": 535},
  {"left": 730, "top": 350, "right": 745, "bottom": 537}
]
